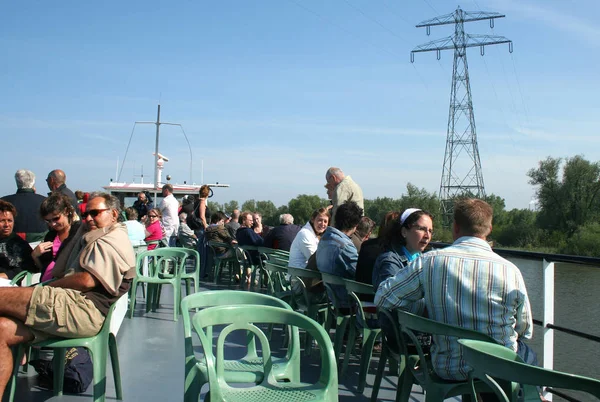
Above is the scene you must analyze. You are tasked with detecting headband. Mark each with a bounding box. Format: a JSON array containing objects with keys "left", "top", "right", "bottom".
[{"left": 400, "top": 208, "right": 422, "bottom": 225}]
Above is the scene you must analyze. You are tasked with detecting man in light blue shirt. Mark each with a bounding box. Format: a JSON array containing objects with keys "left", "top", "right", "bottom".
[{"left": 375, "top": 198, "right": 534, "bottom": 380}]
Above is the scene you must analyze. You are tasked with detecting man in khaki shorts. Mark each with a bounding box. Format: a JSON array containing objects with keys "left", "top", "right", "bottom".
[{"left": 0, "top": 192, "right": 136, "bottom": 398}]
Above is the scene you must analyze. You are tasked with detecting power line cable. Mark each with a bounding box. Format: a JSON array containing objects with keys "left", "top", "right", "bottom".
[
  {"left": 341, "top": 0, "right": 407, "bottom": 41},
  {"left": 118, "top": 122, "right": 138, "bottom": 182},
  {"left": 421, "top": 0, "right": 439, "bottom": 14}
]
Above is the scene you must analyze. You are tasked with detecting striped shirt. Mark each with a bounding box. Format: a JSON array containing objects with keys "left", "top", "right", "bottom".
[{"left": 375, "top": 236, "right": 532, "bottom": 380}]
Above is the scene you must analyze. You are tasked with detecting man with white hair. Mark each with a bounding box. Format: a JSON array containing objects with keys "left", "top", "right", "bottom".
[
  {"left": 263, "top": 213, "right": 302, "bottom": 251},
  {"left": 325, "top": 167, "right": 364, "bottom": 226},
  {"left": 1, "top": 169, "right": 47, "bottom": 242}
]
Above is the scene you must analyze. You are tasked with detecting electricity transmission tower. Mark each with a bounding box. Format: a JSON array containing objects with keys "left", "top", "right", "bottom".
[{"left": 411, "top": 7, "right": 513, "bottom": 227}]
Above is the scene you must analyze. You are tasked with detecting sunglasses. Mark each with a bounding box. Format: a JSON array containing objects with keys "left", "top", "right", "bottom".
[
  {"left": 44, "top": 215, "right": 62, "bottom": 225},
  {"left": 148, "top": 214, "right": 158, "bottom": 218},
  {"left": 82, "top": 209, "right": 109, "bottom": 219}
]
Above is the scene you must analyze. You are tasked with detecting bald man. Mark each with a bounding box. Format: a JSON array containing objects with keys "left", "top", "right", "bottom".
[{"left": 46, "top": 169, "right": 78, "bottom": 214}]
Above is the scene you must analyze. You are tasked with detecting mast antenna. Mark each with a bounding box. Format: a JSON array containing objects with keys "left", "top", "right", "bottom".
[{"left": 411, "top": 6, "right": 513, "bottom": 227}]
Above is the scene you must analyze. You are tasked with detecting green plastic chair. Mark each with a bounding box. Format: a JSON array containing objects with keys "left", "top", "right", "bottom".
[
  {"left": 370, "top": 309, "right": 408, "bottom": 402},
  {"left": 207, "top": 241, "right": 240, "bottom": 286},
  {"left": 287, "top": 266, "right": 329, "bottom": 355},
  {"left": 7, "top": 297, "right": 124, "bottom": 402},
  {"left": 237, "top": 244, "right": 264, "bottom": 288},
  {"left": 319, "top": 272, "right": 355, "bottom": 369},
  {"left": 191, "top": 304, "right": 338, "bottom": 401},
  {"left": 9, "top": 270, "right": 32, "bottom": 286},
  {"left": 129, "top": 248, "right": 189, "bottom": 321},
  {"left": 459, "top": 339, "right": 600, "bottom": 402},
  {"left": 177, "top": 247, "right": 201, "bottom": 296},
  {"left": 263, "top": 261, "right": 292, "bottom": 303},
  {"left": 341, "top": 279, "right": 381, "bottom": 393},
  {"left": 395, "top": 309, "right": 500, "bottom": 402},
  {"left": 181, "top": 290, "right": 301, "bottom": 402}
]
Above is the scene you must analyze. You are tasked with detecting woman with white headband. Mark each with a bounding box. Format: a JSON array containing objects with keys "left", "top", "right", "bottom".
[{"left": 372, "top": 208, "right": 434, "bottom": 291}]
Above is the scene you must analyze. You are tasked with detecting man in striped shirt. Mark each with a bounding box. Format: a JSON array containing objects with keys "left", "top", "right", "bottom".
[{"left": 375, "top": 198, "right": 535, "bottom": 380}]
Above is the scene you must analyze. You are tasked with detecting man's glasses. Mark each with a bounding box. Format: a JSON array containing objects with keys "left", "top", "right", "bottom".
[
  {"left": 82, "top": 209, "right": 109, "bottom": 219},
  {"left": 44, "top": 216, "right": 62, "bottom": 225}
]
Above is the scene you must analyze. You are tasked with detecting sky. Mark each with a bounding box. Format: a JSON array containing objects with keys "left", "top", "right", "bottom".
[{"left": 2, "top": 0, "right": 599, "bottom": 211}]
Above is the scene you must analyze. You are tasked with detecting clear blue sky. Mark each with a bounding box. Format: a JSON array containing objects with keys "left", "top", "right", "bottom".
[{"left": 2, "top": 0, "right": 598, "bottom": 211}]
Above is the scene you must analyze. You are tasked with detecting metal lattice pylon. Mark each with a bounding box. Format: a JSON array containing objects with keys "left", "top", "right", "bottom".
[{"left": 411, "top": 7, "right": 513, "bottom": 227}]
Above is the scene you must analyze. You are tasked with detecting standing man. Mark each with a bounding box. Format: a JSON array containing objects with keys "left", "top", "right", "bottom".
[
  {"left": 375, "top": 198, "right": 535, "bottom": 381},
  {"left": 159, "top": 184, "right": 179, "bottom": 246},
  {"left": 0, "top": 193, "right": 135, "bottom": 398},
  {"left": 325, "top": 167, "right": 364, "bottom": 226},
  {"left": 1, "top": 169, "right": 47, "bottom": 242},
  {"left": 46, "top": 169, "right": 78, "bottom": 213}
]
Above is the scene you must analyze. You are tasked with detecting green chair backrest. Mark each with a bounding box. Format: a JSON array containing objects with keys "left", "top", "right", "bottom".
[
  {"left": 135, "top": 248, "right": 188, "bottom": 279},
  {"left": 320, "top": 272, "right": 350, "bottom": 310},
  {"left": 191, "top": 305, "right": 337, "bottom": 400},
  {"left": 287, "top": 266, "right": 322, "bottom": 280},
  {"left": 396, "top": 309, "right": 499, "bottom": 381},
  {"left": 10, "top": 271, "right": 32, "bottom": 286},
  {"left": 459, "top": 339, "right": 600, "bottom": 401},
  {"left": 344, "top": 278, "right": 375, "bottom": 327},
  {"left": 263, "top": 261, "right": 291, "bottom": 295},
  {"left": 175, "top": 247, "right": 200, "bottom": 275}
]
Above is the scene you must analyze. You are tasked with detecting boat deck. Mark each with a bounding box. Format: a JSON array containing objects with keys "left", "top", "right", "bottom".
[{"left": 11, "top": 281, "right": 454, "bottom": 401}]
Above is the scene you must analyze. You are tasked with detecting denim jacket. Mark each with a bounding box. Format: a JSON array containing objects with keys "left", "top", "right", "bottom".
[
  {"left": 316, "top": 227, "right": 358, "bottom": 308},
  {"left": 372, "top": 250, "right": 409, "bottom": 291}
]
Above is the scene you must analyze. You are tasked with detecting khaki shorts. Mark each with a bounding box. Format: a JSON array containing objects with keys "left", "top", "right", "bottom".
[{"left": 25, "top": 286, "right": 105, "bottom": 342}]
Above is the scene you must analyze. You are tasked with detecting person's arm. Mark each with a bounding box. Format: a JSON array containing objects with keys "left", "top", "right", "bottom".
[
  {"left": 340, "top": 243, "right": 358, "bottom": 278},
  {"left": 31, "top": 241, "right": 53, "bottom": 271},
  {"left": 514, "top": 271, "right": 533, "bottom": 340},
  {"left": 48, "top": 271, "right": 98, "bottom": 292},
  {"left": 299, "top": 232, "right": 317, "bottom": 262},
  {"left": 375, "top": 257, "right": 424, "bottom": 312}
]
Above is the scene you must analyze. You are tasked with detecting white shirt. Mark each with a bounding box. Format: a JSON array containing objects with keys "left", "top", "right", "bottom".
[
  {"left": 159, "top": 194, "right": 179, "bottom": 237},
  {"left": 288, "top": 222, "right": 319, "bottom": 268}
]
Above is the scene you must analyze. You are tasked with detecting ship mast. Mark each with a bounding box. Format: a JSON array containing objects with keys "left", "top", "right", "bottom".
[{"left": 154, "top": 104, "right": 161, "bottom": 190}]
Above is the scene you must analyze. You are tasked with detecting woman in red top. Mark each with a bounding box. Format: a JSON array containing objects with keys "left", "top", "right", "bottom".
[{"left": 144, "top": 208, "right": 164, "bottom": 250}]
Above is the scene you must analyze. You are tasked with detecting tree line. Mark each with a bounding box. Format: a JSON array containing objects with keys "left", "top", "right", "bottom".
[{"left": 208, "top": 155, "right": 600, "bottom": 257}]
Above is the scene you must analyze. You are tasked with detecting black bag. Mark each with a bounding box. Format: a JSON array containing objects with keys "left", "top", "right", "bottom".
[
  {"left": 187, "top": 201, "right": 209, "bottom": 231},
  {"left": 31, "top": 347, "right": 94, "bottom": 394}
]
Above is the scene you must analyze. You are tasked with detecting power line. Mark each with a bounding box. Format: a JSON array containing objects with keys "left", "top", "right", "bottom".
[{"left": 341, "top": 0, "right": 407, "bottom": 41}]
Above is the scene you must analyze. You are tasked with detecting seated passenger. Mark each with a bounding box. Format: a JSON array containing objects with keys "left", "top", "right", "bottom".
[
  {"left": 288, "top": 208, "right": 330, "bottom": 269},
  {"left": 0, "top": 192, "right": 136, "bottom": 398},
  {"left": 252, "top": 212, "right": 270, "bottom": 238},
  {"left": 178, "top": 212, "right": 197, "bottom": 249},
  {"left": 372, "top": 208, "right": 433, "bottom": 291},
  {"left": 0, "top": 200, "right": 36, "bottom": 282},
  {"left": 316, "top": 201, "right": 363, "bottom": 309},
  {"left": 1, "top": 169, "right": 48, "bottom": 242},
  {"left": 351, "top": 216, "right": 376, "bottom": 252},
  {"left": 355, "top": 211, "right": 401, "bottom": 301},
  {"left": 123, "top": 207, "right": 146, "bottom": 247},
  {"left": 31, "top": 194, "right": 83, "bottom": 282},
  {"left": 263, "top": 213, "right": 301, "bottom": 251},
  {"left": 205, "top": 211, "right": 236, "bottom": 258},
  {"left": 236, "top": 211, "right": 264, "bottom": 283},
  {"left": 144, "top": 208, "right": 164, "bottom": 250}
]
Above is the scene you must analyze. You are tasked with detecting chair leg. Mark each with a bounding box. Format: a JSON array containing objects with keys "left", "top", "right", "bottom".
[
  {"left": 333, "top": 316, "right": 351, "bottom": 363},
  {"left": 398, "top": 361, "right": 413, "bottom": 402},
  {"left": 357, "top": 329, "right": 380, "bottom": 393},
  {"left": 90, "top": 346, "right": 108, "bottom": 402},
  {"left": 173, "top": 283, "right": 180, "bottom": 322},
  {"left": 109, "top": 334, "right": 123, "bottom": 400},
  {"left": 370, "top": 345, "right": 388, "bottom": 402},
  {"left": 128, "top": 281, "right": 138, "bottom": 319},
  {"left": 53, "top": 347, "right": 67, "bottom": 396},
  {"left": 341, "top": 320, "right": 357, "bottom": 377}
]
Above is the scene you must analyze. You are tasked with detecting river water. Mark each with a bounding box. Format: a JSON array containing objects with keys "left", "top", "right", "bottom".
[{"left": 507, "top": 256, "right": 600, "bottom": 401}]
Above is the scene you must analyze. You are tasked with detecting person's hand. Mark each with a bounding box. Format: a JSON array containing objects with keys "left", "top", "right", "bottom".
[
  {"left": 32, "top": 241, "right": 53, "bottom": 258},
  {"left": 231, "top": 240, "right": 238, "bottom": 244}
]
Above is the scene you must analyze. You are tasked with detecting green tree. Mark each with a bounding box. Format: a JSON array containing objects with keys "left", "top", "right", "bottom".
[
  {"left": 241, "top": 199, "right": 257, "bottom": 212},
  {"left": 207, "top": 201, "right": 222, "bottom": 214},
  {"left": 256, "top": 200, "right": 278, "bottom": 226},
  {"left": 222, "top": 200, "right": 239, "bottom": 213},
  {"left": 528, "top": 155, "right": 600, "bottom": 236},
  {"left": 288, "top": 194, "right": 328, "bottom": 225},
  {"left": 562, "top": 222, "right": 600, "bottom": 257}
]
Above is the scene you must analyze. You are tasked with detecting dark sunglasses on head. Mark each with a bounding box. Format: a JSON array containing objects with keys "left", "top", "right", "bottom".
[{"left": 82, "top": 209, "right": 109, "bottom": 219}]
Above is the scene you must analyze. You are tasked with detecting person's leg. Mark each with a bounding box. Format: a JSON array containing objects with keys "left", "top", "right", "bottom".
[
  {"left": 0, "top": 317, "right": 34, "bottom": 398},
  {"left": 0, "top": 287, "right": 35, "bottom": 322}
]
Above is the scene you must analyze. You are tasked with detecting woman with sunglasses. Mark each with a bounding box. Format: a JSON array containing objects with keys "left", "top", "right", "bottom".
[
  {"left": 32, "top": 193, "right": 82, "bottom": 281},
  {"left": 372, "top": 208, "right": 434, "bottom": 291},
  {"left": 144, "top": 208, "right": 164, "bottom": 250}
]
